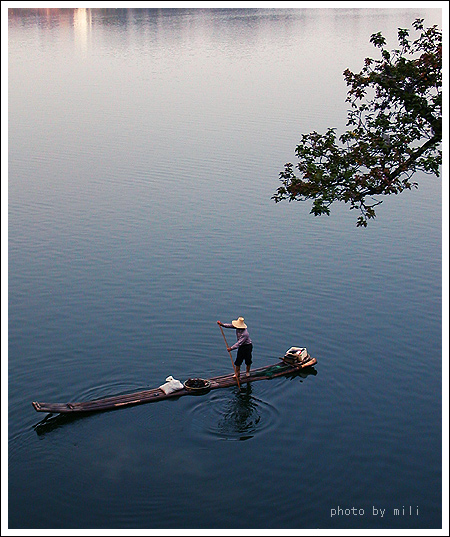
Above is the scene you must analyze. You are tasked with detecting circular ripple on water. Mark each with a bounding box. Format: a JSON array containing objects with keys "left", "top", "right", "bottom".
[{"left": 188, "top": 386, "right": 280, "bottom": 441}]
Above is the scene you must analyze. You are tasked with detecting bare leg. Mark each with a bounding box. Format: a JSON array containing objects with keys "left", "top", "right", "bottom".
[
  {"left": 235, "top": 366, "right": 240, "bottom": 379},
  {"left": 246, "top": 364, "right": 251, "bottom": 377}
]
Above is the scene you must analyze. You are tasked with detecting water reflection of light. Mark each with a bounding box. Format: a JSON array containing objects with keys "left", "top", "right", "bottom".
[{"left": 73, "top": 8, "right": 91, "bottom": 49}]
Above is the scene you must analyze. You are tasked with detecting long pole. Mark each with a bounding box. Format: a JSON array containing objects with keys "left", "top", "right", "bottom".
[{"left": 219, "top": 325, "right": 241, "bottom": 389}]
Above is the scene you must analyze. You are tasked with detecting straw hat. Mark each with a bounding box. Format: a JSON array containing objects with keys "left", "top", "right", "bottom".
[{"left": 232, "top": 317, "right": 247, "bottom": 329}]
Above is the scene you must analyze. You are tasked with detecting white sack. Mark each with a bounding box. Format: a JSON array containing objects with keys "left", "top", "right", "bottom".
[{"left": 159, "top": 375, "right": 184, "bottom": 395}]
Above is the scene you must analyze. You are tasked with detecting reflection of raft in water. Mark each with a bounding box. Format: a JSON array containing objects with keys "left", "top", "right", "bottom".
[{"left": 32, "top": 353, "right": 317, "bottom": 415}]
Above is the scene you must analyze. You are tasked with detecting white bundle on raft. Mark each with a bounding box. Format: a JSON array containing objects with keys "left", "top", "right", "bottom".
[
  {"left": 159, "top": 376, "right": 184, "bottom": 395},
  {"left": 284, "top": 347, "right": 308, "bottom": 361}
]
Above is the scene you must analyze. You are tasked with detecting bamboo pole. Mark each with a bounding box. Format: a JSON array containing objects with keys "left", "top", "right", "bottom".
[{"left": 219, "top": 324, "right": 241, "bottom": 389}]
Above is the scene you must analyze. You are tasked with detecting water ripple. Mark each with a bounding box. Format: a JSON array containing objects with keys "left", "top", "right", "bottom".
[{"left": 188, "top": 385, "right": 280, "bottom": 441}]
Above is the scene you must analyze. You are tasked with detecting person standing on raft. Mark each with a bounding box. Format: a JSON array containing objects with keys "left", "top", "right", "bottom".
[{"left": 217, "top": 317, "right": 253, "bottom": 378}]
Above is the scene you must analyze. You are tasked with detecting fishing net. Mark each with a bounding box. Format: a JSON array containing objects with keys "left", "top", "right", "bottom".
[{"left": 251, "top": 364, "right": 288, "bottom": 378}]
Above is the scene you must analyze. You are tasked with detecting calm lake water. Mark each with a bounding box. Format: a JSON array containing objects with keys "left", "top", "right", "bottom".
[{"left": 7, "top": 7, "right": 443, "bottom": 531}]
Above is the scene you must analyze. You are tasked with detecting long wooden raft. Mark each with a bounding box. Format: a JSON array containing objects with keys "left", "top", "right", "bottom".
[{"left": 32, "top": 356, "right": 317, "bottom": 414}]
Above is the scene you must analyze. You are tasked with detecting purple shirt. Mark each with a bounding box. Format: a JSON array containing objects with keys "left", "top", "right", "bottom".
[{"left": 222, "top": 323, "right": 252, "bottom": 350}]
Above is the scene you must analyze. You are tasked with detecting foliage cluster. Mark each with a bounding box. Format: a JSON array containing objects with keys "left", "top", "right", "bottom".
[{"left": 273, "top": 19, "right": 442, "bottom": 226}]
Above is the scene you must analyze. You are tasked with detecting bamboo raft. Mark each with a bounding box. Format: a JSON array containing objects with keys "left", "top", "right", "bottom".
[{"left": 32, "top": 356, "right": 317, "bottom": 414}]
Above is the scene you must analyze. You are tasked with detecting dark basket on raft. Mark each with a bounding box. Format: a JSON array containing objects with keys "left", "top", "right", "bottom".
[{"left": 183, "top": 378, "right": 211, "bottom": 394}]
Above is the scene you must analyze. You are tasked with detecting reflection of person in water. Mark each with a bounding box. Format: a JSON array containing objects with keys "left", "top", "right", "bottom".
[{"left": 218, "top": 383, "right": 260, "bottom": 441}]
